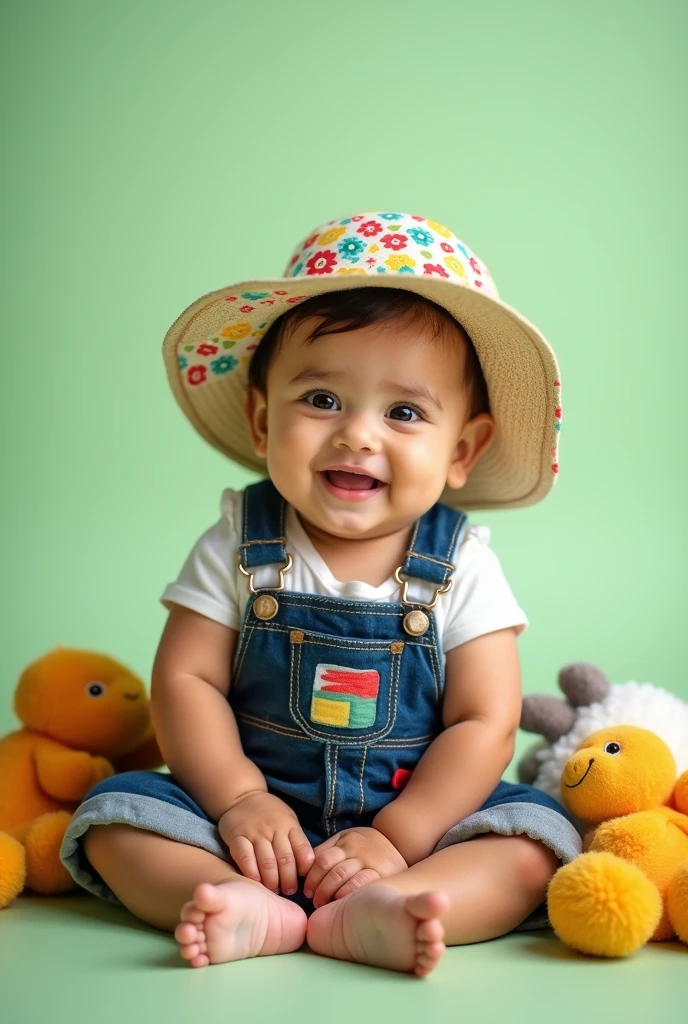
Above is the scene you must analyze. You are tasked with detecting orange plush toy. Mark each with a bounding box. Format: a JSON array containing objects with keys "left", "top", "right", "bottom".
[
  {"left": 0, "top": 647, "right": 164, "bottom": 908},
  {"left": 547, "top": 725, "right": 688, "bottom": 956}
]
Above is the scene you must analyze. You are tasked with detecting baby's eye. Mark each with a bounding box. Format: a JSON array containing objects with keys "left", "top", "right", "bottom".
[
  {"left": 388, "top": 404, "right": 422, "bottom": 422},
  {"left": 303, "top": 391, "right": 339, "bottom": 411}
]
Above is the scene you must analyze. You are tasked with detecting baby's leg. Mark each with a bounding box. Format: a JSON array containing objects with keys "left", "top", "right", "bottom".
[
  {"left": 306, "top": 834, "right": 558, "bottom": 976},
  {"left": 84, "top": 825, "right": 307, "bottom": 967}
]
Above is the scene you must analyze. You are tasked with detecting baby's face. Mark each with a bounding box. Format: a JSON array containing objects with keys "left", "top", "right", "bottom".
[{"left": 245, "top": 314, "right": 494, "bottom": 541}]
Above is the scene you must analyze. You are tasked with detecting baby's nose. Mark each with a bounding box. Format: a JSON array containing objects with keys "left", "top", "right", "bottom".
[{"left": 334, "top": 412, "right": 381, "bottom": 451}]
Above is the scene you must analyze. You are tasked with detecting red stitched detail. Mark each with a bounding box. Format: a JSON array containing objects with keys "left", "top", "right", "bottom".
[{"left": 391, "top": 768, "right": 412, "bottom": 790}]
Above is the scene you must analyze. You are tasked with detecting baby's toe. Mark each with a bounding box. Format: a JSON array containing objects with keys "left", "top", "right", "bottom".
[
  {"left": 175, "top": 921, "right": 200, "bottom": 945},
  {"left": 414, "top": 940, "right": 445, "bottom": 977},
  {"left": 192, "top": 881, "right": 227, "bottom": 914},
  {"left": 178, "top": 940, "right": 201, "bottom": 960},
  {"left": 189, "top": 952, "right": 210, "bottom": 968},
  {"left": 179, "top": 900, "right": 206, "bottom": 924},
  {"left": 416, "top": 917, "right": 444, "bottom": 943}
]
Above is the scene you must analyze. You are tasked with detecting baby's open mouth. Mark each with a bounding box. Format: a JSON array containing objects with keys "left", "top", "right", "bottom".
[{"left": 321, "top": 470, "right": 383, "bottom": 491}]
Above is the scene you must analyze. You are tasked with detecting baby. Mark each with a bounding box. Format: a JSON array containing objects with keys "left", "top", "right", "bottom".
[{"left": 60, "top": 211, "right": 581, "bottom": 977}]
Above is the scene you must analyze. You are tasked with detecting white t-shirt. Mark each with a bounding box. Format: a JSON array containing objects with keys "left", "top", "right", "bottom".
[{"left": 160, "top": 488, "right": 528, "bottom": 663}]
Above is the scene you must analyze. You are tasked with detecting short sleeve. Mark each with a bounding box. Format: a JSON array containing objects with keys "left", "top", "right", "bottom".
[
  {"left": 441, "top": 525, "right": 529, "bottom": 652},
  {"left": 159, "top": 489, "right": 242, "bottom": 631}
]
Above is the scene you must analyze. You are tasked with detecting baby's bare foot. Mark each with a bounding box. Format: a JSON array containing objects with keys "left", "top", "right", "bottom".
[
  {"left": 306, "top": 886, "right": 450, "bottom": 977},
  {"left": 174, "top": 878, "right": 307, "bottom": 968}
]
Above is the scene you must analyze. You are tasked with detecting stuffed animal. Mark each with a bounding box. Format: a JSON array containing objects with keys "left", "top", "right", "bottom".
[
  {"left": 0, "top": 647, "right": 164, "bottom": 909},
  {"left": 546, "top": 724, "right": 688, "bottom": 956},
  {"left": 518, "top": 662, "right": 688, "bottom": 801}
]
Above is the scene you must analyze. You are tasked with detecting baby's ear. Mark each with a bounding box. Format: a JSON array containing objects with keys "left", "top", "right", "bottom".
[
  {"left": 244, "top": 386, "right": 268, "bottom": 457},
  {"left": 446, "top": 414, "right": 496, "bottom": 489}
]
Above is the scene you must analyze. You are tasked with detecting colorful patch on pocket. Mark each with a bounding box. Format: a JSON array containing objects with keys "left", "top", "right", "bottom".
[{"left": 310, "top": 663, "right": 380, "bottom": 729}]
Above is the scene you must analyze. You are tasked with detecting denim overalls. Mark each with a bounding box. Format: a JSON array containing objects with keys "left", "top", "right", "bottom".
[
  {"left": 230, "top": 478, "right": 465, "bottom": 839},
  {"left": 60, "top": 479, "right": 582, "bottom": 923}
]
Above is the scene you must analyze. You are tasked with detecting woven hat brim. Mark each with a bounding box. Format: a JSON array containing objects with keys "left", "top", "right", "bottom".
[{"left": 162, "top": 274, "right": 560, "bottom": 511}]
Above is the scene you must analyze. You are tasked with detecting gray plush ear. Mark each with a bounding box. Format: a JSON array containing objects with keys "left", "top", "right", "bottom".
[
  {"left": 517, "top": 748, "right": 542, "bottom": 785},
  {"left": 558, "top": 662, "right": 611, "bottom": 707},
  {"left": 520, "top": 695, "right": 576, "bottom": 742}
]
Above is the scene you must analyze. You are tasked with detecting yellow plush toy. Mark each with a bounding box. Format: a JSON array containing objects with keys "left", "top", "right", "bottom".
[
  {"left": 0, "top": 647, "right": 163, "bottom": 909},
  {"left": 548, "top": 724, "right": 688, "bottom": 956}
]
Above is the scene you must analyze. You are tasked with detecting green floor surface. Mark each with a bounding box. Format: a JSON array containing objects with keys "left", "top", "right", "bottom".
[{"left": 2, "top": 894, "right": 684, "bottom": 1024}]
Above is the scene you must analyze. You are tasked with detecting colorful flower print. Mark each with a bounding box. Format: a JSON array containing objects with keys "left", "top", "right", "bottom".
[
  {"left": 317, "top": 226, "right": 346, "bottom": 246},
  {"left": 291, "top": 262, "right": 304, "bottom": 276},
  {"left": 306, "top": 249, "right": 338, "bottom": 274},
  {"left": 426, "top": 219, "right": 452, "bottom": 239},
  {"left": 336, "top": 267, "right": 366, "bottom": 274},
  {"left": 380, "top": 233, "right": 408, "bottom": 251},
  {"left": 196, "top": 343, "right": 218, "bottom": 357},
  {"left": 187, "top": 365, "right": 207, "bottom": 386},
  {"left": 444, "top": 256, "right": 466, "bottom": 277},
  {"left": 408, "top": 227, "right": 434, "bottom": 247},
  {"left": 385, "top": 253, "right": 417, "bottom": 271},
  {"left": 178, "top": 355, "right": 188, "bottom": 370},
  {"left": 379, "top": 212, "right": 403, "bottom": 220},
  {"left": 241, "top": 291, "right": 269, "bottom": 300},
  {"left": 221, "top": 322, "right": 252, "bottom": 340},
  {"left": 211, "top": 354, "right": 238, "bottom": 375},
  {"left": 469, "top": 257, "right": 482, "bottom": 275},
  {"left": 423, "top": 263, "right": 449, "bottom": 277},
  {"left": 357, "top": 219, "right": 383, "bottom": 237},
  {"left": 302, "top": 232, "right": 319, "bottom": 249},
  {"left": 338, "top": 236, "right": 367, "bottom": 261},
  {"left": 440, "top": 242, "right": 454, "bottom": 253}
]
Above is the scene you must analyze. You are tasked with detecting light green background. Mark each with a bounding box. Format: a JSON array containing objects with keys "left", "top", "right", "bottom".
[
  {"left": 3, "top": 0, "right": 685, "bottom": 738},
  {"left": 1, "top": 2, "right": 686, "bottom": 1018}
]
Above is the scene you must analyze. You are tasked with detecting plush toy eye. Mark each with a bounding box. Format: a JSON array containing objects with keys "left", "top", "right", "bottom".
[
  {"left": 604, "top": 741, "right": 621, "bottom": 755},
  {"left": 86, "top": 681, "right": 106, "bottom": 698}
]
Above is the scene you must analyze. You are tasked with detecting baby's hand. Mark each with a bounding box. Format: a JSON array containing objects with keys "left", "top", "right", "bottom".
[
  {"left": 304, "top": 827, "right": 407, "bottom": 908},
  {"left": 218, "top": 792, "right": 315, "bottom": 895}
]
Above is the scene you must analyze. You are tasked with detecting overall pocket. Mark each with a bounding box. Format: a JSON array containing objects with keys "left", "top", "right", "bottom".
[{"left": 288, "top": 629, "right": 405, "bottom": 744}]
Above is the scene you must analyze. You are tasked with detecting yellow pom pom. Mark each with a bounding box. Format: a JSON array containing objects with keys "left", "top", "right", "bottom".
[
  {"left": 667, "top": 860, "right": 688, "bottom": 944},
  {"left": 548, "top": 851, "right": 662, "bottom": 957}
]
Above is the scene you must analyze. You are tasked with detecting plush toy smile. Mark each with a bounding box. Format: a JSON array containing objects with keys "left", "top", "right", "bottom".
[{"left": 564, "top": 758, "right": 594, "bottom": 788}]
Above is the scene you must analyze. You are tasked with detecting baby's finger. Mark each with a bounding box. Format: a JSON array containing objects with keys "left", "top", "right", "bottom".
[
  {"left": 253, "top": 836, "right": 280, "bottom": 892},
  {"left": 227, "top": 835, "right": 261, "bottom": 883},
  {"left": 272, "top": 832, "right": 298, "bottom": 896},
  {"left": 289, "top": 828, "right": 315, "bottom": 876},
  {"left": 303, "top": 845, "right": 347, "bottom": 899},
  {"left": 333, "top": 868, "right": 381, "bottom": 901},
  {"left": 312, "top": 858, "right": 363, "bottom": 909}
]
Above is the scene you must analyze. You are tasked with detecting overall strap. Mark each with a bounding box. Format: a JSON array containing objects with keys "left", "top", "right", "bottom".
[
  {"left": 401, "top": 500, "right": 467, "bottom": 587},
  {"left": 238, "top": 478, "right": 466, "bottom": 587},
  {"left": 238, "top": 478, "right": 288, "bottom": 568}
]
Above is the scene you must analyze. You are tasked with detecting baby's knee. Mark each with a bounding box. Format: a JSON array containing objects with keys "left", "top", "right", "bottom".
[
  {"left": 511, "top": 835, "right": 560, "bottom": 894},
  {"left": 83, "top": 823, "right": 141, "bottom": 868}
]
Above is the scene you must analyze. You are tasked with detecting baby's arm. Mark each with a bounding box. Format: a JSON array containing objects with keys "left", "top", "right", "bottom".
[
  {"left": 151, "top": 604, "right": 314, "bottom": 892},
  {"left": 372, "top": 627, "right": 522, "bottom": 866}
]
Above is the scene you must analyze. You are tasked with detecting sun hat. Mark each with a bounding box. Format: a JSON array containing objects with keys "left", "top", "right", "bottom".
[{"left": 162, "top": 211, "right": 561, "bottom": 511}]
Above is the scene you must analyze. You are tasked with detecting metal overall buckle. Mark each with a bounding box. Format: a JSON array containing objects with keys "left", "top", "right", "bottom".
[
  {"left": 393, "top": 566, "right": 453, "bottom": 636},
  {"left": 237, "top": 551, "right": 293, "bottom": 620}
]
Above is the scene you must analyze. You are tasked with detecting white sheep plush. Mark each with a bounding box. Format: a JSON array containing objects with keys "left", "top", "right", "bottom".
[{"left": 518, "top": 662, "right": 688, "bottom": 801}]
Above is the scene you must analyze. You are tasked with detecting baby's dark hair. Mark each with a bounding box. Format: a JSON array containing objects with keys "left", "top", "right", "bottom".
[{"left": 247, "top": 287, "right": 490, "bottom": 420}]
